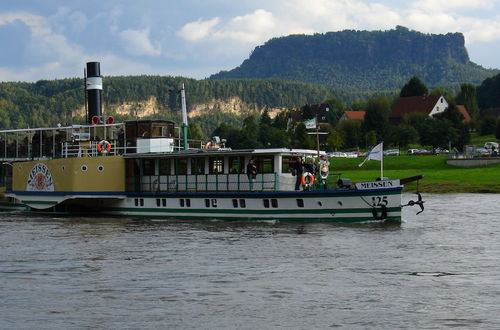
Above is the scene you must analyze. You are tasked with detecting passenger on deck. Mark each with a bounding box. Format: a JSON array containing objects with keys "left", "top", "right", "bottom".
[
  {"left": 292, "top": 157, "right": 304, "bottom": 190},
  {"left": 304, "top": 158, "right": 316, "bottom": 175},
  {"left": 246, "top": 159, "right": 257, "bottom": 190}
]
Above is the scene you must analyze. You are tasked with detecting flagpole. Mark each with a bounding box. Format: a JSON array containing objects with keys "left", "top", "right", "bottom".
[
  {"left": 380, "top": 142, "right": 384, "bottom": 178},
  {"left": 381, "top": 152, "right": 383, "bottom": 178}
]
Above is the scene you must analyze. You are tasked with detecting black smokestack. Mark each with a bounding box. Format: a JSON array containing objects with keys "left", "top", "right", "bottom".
[{"left": 86, "top": 62, "right": 102, "bottom": 123}]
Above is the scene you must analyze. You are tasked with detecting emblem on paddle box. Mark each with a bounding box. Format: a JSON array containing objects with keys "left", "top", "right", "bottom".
[{"left": 26, "top": 163, "right": 55, "bottom": 191}]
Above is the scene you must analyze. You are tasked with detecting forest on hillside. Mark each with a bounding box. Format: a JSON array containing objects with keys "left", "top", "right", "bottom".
[
  {"left": 0, "top": 77, "right": 335, "bottom": 130},
  {"left": 211, "top": 26, "right": 499, "bottom": 91}
]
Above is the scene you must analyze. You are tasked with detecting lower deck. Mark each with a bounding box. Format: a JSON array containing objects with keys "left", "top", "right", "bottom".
[{"left": 14, "top": 187, "right": 403, "bottom": 222}]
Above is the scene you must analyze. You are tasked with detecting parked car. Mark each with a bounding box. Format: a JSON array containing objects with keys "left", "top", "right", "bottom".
[
  {"left": 416, "top": 149, "right": 432, "bottom": 155},
  {"left": 407, "top": 149, "right": 420, "bottom": 155},
  {"left": 475, "top": 147, "right": 490, "bottom": 156},
  {"left": 345, "top": 152, "right": 359, "bottom": 158},
  {"left": 433, "top": 147, "right": 449, "bottom": 154},
  {"left": 327, "top": 152, "right": 348, "bottom": 158},
  {"left": 384, "top": 149, "right": 400, "bottom": 156},
  {"left": 484, "top": 142, "right": 499, "bottom": 150}
]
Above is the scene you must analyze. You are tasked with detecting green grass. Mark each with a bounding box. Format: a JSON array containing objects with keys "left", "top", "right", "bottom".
[
  {"left": 329, "top": 155, "right": 500, "bottom": 193},
  {"left": 470, "top": 132, "right": 499, "bottom": 147}
]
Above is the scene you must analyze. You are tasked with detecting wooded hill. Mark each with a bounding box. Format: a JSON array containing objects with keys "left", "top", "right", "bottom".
[
  {"left": 0, "top": 76, "right": 334, "bottom": 130},
  {"left": 211, "top": 26, "right": 499, "bottom": 91}
]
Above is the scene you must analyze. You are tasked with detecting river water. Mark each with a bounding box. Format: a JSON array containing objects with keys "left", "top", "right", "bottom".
[{"left": 1, "top": 193, "right": 499, "bottom": 329}]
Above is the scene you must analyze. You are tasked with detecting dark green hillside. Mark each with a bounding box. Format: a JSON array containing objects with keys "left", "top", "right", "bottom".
[
  {"left": 0, "top": 76, "right": 334, "bottom": 129},
  {"left": 211, "top": 26, "right": 498, "bottom": 91}
]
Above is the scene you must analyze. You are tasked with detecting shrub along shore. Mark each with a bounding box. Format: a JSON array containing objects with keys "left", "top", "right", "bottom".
[{"left": 330, "top": 155, "right": 500, "bottom": 193}]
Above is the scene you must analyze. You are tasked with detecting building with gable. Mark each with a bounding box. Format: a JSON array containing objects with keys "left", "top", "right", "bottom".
[
  {"left": 390, "top": 94, "right": 448, "bottom": 123},
  {"left": 337, "top": 111, "right": 366, "bottom": 125}
]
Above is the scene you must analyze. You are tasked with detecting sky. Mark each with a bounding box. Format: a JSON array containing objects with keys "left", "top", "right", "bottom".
[{"left": 1, "top": 0, "right": 500, "bottom": 82}]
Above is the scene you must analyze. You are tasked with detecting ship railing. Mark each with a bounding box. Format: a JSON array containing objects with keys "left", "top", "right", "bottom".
[
  {"left": 126, "top": 173, "right": 280, "bottom": 192},
  {"left": 61, "top": 140, "right": 120, "bottom": 158}
]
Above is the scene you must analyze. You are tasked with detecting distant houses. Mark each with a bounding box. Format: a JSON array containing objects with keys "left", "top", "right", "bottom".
[
  {"left": 290, "top": 95, "right": 471, "bottom": 129},
  {"left": 337, "top": 111, "right": 366, "bottom": 125}
]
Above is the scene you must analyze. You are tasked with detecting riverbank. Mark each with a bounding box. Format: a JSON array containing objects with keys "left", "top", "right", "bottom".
[{"left": 331, "top": 155, "right": 500, "bottom": 193}]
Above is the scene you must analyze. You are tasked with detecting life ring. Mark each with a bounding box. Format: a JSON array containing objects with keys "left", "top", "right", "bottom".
[
  {"left": 97, "top": 140, "right": 111, "bottom": 153},
  {"left": 301, "top": 172, "right": 315, "bottom": 185}
]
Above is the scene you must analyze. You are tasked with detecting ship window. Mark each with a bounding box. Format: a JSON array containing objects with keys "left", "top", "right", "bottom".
[
  {"left": 271, "top": 199, "right": 278, "bottom": 208},
  {"left": 229, "top": 156, "right": 245, "bottom": 173},
  {"left": 296, "top": 199, "right": 304, "bottom": 208},
  {"left": 135, "top": 198, "right": 139, "bottom": 206},
  {"left": 254, "top": 156, "right": 274, "bottom": 173},
  {"left": 209, "top": 157, "right": 224, "bottom": 174},
  {"left": 156, "top": 198, "right": 161, "bottom": 207},
  {"left": 281, "top": 156, "right": 295, "bottom": 173},
  {"left": 263, "top": 199, "right": 270, "bottom": 208},
  {"left": 180, "top": 199, "right": 184, "bottom": 207},
  {"left": 81, "top": 165, "right": 88, "bottom": 172},
  {"left": 205, "top": 198, "right": 210, "bottom": 207},
  {"left": 142, "top": 159, "right": 155, "bottom": 176},
  {"left": 159, "top": 159, "right": 171, "bottom": 175},
  {"left": 232, "top": 199, "right": 238, "bottom": 208},
  {"left": 186, "top": 199, "right": 191, "bottom": 207},
  {"left": 137, "top": 122, "right": 150, "bottom": 138},
  {"left": 239, "top": 199, "right": 246, "bottom": 208},
  {"left": 140, "top": 199, "right": 144, "bottom": 207},
  {"left": 191, "top": 157, "right": 205, "bottom": 175},
  {"left": 162, "top": 199, "right": 166, "bottom": 207},
  {"left": 175, "top": 158, "right": 188, "bottom": 175},
  {"left": 211, "top": 199, "right": 217, "bottom": 207},
  {"left": 97, "top": 165, "right": 104, "bottom": 172}
]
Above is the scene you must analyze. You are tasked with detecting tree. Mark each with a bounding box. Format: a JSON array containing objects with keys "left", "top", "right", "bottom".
[
  {"left": 240, "top": 115, "right": 261, "bottom": 148},
  {"left": 391, "top": 124, "right": 419, "bottom": 147},
  {"left": 291, "top": 123, "right": 314, "bottom": 149},
  {"left": 363, "top": 96, "right": 391, "bottom": 142},
  {"left": 271, "top": 110, "right": 289, "bottom": 130},
  {"left": 259, "top": 109, "right": 272, "bottom": 126},
  {"left": 480, "top": 116, "right": 498, "bottom": 135},
  {"left": 338, "top": 120, "right": 362, "bottom": 149},
  {"left": 365, "top": 130, "right": 377, "bottom": 147},
  {"left": 455, "top": 83, "right": 479, "bottom": 120},
  {"left": 188, "top": 122, "right": 206, "bottom": 141},
  {"left": 400, "top": 76, "right": 428, "bottom": 97},
  {"left": 326, "top": 129, "right": 343, "bottom": 151}
]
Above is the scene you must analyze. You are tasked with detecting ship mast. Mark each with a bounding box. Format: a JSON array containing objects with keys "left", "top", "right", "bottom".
[{"left": 180, "top": 83, "right": 188, "bottom": 151}]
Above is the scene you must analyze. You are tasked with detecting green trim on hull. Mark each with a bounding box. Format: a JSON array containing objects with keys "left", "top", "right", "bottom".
[
  {"left": 104, "top": 212, "right": 401, "bottom": 223},
  {"left": 101, "top": 206, "right": 402, "bottom": 223}
]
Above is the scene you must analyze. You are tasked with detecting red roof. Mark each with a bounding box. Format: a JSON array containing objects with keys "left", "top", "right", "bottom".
[
  {"left": 390, "top": 94, "right": 442, "bottom": 119},
  {"left": 456, "top": 105, "right": 471, "bottom": 122},
  {"left": 342, "top": 111, "right": 366, "bottom": 120}
]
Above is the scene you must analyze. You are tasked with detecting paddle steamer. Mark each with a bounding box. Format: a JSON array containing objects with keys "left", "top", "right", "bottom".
[{"left": 0, "top": 62, "right": 424, "bottom": 221}]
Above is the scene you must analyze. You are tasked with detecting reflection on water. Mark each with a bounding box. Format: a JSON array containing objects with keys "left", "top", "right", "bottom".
[{"left": 1, "top": 194, "right": 500, "bottom": 329}]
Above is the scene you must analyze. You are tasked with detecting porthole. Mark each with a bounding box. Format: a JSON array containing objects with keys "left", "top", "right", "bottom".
[
  {"left": 318, "top": 201, "right": 323, "bottom": 207},
  {"left": 97, "top": 165, "right": 104, "bottom": 172},
  {"left": 81, "top": 165, "right": 88, "bottom": 172}
]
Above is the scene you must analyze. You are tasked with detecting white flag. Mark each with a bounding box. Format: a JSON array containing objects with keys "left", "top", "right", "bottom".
[
  {"left": 304, "top": 118, "right": 316, "bottom": 129},
  {"left": 359, "top": 142, "right": 383, "bottom": 167}
]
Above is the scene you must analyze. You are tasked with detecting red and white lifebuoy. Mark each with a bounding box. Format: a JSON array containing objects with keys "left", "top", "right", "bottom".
[
  {"left": 301, "top": 172, "right": 315, "bottom": 185},
  {"left": 97, "top": 140, "right": 111, "bottom": 153}
]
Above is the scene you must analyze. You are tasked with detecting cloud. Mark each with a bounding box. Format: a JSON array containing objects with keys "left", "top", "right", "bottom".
[
  {"left": 177, "top": 17, "right": 220, "bottom": 41},
  {"left": 410, "top": 0, "right": 495, "bottom": 11},
  {"left": 118, "top": 28, "right": 161, "bottom": 56}
]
